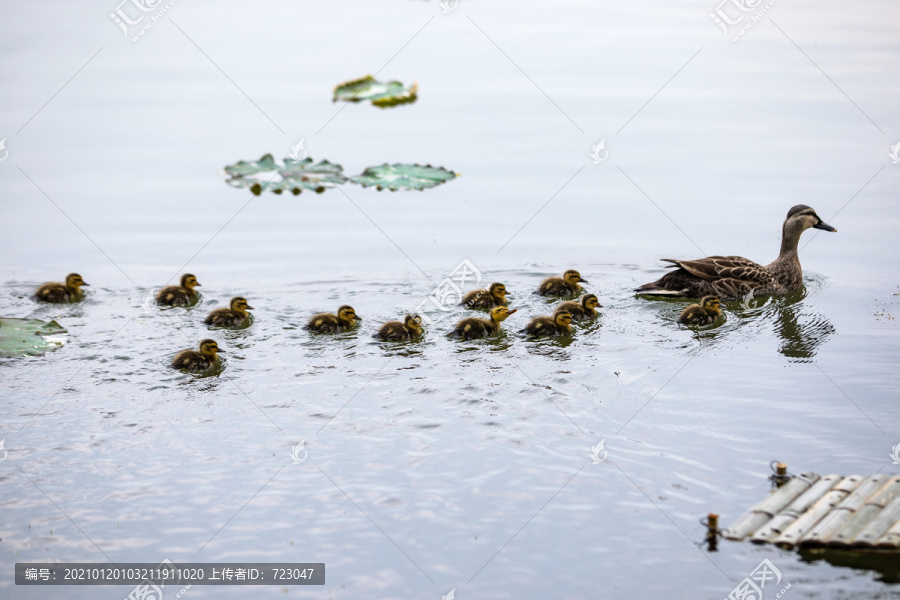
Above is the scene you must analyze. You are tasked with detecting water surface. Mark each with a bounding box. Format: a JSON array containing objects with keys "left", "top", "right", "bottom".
[{"left": 1, "top": 1, "right": 899, "bottom": 599}]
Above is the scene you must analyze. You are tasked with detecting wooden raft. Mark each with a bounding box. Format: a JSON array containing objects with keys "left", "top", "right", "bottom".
[{"left": 723, "top": 472, "right": 900, "bottom": 550}]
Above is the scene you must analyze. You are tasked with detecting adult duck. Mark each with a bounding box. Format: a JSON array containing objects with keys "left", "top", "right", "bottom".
[{"left": 635, "top": 205, "right": 836, "bottom": 299}]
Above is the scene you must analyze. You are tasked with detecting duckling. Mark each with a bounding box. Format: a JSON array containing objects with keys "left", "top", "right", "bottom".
[
  {"left": 557, "top": 294, "right": 602, "bottom": 321},
  {"left": 305, "top": 305, "right": 359, "bottom": 333},
  {"left": 375, "top": 314, "right": 424, "bottom": 341},
  {"left": 205, "top": 296, "right": 254, "bottom": 328},
  {"left": 521, "top": 310, "right": 574, "bottom": 336},
  {"left": 678, "top": 296, "right": 722, "bottom": 326},
  {"left": 537, "top": 270, "right": 586, "bottom": 297},
  {"left": 34, "top": 273, "right": 89, "bottom": 303},
  {"left": 171, "top": 338, "right": 224, "bottom": 371},
  {"left": 156, "top": 273, "right": 201, "bottom": 307},
  {"left": 450, "top": 306, "right": 517, "bottom": 340},
  {"left": 461, "top": 282, "right": 508, "bottom": 309}
]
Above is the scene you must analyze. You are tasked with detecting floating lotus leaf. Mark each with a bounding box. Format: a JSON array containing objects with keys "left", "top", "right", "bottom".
[
  {"left": 223, "top": 155, "right": 347, "bottom": 196},
  {"left": 222, "top": 153, "right": 279, "bottom": 177},
  {"left": 0, "top": 318, "right": 67, "bottom": 358},
  {"left": 349, "top": 163, "right": 458, "bottom": 191},
  {"left": 333, "top": 75, "right": 418, "bottom": 107}
]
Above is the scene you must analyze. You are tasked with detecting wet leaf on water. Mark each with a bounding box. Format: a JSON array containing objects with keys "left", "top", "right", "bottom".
[
  {"left": 333, "top": 75, "right": 418, "bottom": 107},
  {"left": 223, "top": 155, "right": 348, "bottom": 195},
  {"left": 350, "top": 163, "right": 458, "bottom": 191},
  {"left": 0, "top": 318, "right": 68, "bottom": 358}
]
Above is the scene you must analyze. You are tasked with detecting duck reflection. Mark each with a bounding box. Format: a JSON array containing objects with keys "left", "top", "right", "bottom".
[{"left": 772, "top": 288, "right": 835, "bottom": 361}]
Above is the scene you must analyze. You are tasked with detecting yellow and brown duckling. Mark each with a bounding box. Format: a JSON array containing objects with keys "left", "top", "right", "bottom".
[
  {"left": 171, "top": 338, "right": 224, "bottom": 372},
  {"left": 34, "top": 273, "right": 89, "bottom": 303},
  {"left": 537, "top": 270, "right": 586, "bottom": 297},
  {"left": 450, "top": 306, "right": 517, "bottom": 340},
  {"left": 461, "top": 282, "right": 508, "bottom": 309},
  {"left": 678, "top": 296, "right": 723, "bottom": 326},
  {"left": 305, "top": 305, "right": 359, "bottom": 333},
  {"left": 205, "top": 297, "right": 254, "bottom": 328},
  {"left": 156, "top": 273, "right": 201, "bottom": 307},
  {"left": 375, "top": 314, "right": 424, "bottom": 341},
  {"left": 521, "top": 309, "right": 574, "bottom": 336},
  {"left": 556, "top": 294, "right": 601, "bottom": 321}
]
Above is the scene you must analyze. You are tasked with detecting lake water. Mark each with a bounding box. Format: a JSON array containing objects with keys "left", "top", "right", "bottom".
[{"left": 1, "top": 1, "right": 899, "bottom": 599}]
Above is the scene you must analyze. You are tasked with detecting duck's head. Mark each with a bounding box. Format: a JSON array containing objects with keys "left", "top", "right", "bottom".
[
  {"left": 581, "top": 294, "right": 601, "bottom": 310},
  {"left": 230, "top": 296, "right": 254, "bottom": 314},
  {"left": 65, "top": 273, "right": 88, "bottom": 292},
  {"left": 563, "top": 270, "right": 586, "bottom": 285},
  {"left": 700, "top": 296, "right": 722, "bottom": 316},
  {"left": 198, "top": 338, "right": 224, "bottom": 357},
  {"left": 490, "top": 306, "right": 517, "bottom": 322},
  {"left": 404, "top": 313, "right": 423, "bottom": 334},
  {"left": 785, "top": 205, "right": 836, "bottom": 234},
  {"left": 488, "top": 282, "right": 508, "bottom": 301},
  {"left": 337, "top": 305, "right": 358, "bottom": 326},
  {"left": 180, "top": 273, "right": 201, "bottom": 289},
  {"left": 554, "top": 310, "right": 574, "bottom": 328}
]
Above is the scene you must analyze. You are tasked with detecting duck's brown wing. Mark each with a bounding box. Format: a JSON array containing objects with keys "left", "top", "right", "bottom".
[{"left": 662, "top": 256, "right": 767, "bottom": 283}]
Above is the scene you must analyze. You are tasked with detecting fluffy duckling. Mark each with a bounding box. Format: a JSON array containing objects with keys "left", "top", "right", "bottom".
[
  {"left": 375, "top": 314, "right": 424, "bottom": 341},
  {"left": 156, "top": 273, "right": 201, "bottom": 307},
  {"left": 305, "top": 305, "right": 359, "bottom": 333},
  {"left": 34, "top": 273, "right": 89, "bottom": 303},
  {"left": 171, "top": 338, "right": 224, "bottom": 371},
  {"left": 461, "top": 282, "right": 508, "bottom": 309},
  {"left": 450, "top": 306, "right": 517, "bottom": 340},
  {"left": 557, "top": 294, "right": 601, "bottom": 321},
  {"left": 537, "top": 270, "right": 586, "bottom": 297},
  {"left": 678, "top": 296, "right": 722, "bottom": 326},
  {"left": 205, "top": 297, "right": 254, "bottom": 328},
  {"left": 521, "top": 310, "right": 574, "bottom": 336}
]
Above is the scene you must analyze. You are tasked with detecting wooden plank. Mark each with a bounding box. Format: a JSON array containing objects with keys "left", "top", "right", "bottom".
[
  {"left": 750, "top": 474, "right": 842, "bottom": 543},
  {"left": 722, "top": 472, "right": 820, "bottom": 541},
  {"left": 876, "top": 516, "right": 900, "bottom": 549},
  {"left": 774, "top": 475, "right": 863, "bottom": 549},
  {"left": 833, "top": 477, "right": 900, "bottom": 547},
  {"left": 803, "top": 475, "right": 889, "bottom": 546}
]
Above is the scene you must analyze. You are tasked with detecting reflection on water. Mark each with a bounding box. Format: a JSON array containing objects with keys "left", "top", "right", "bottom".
[
  {"left": 772, "top": 291, "right": 836, "bottom": 362},
  {"left": 799, "top": 548, "right": 900, "bottom": 584},
  {"left": 715, "top": 285, "right": 836, "bottom": 361}
]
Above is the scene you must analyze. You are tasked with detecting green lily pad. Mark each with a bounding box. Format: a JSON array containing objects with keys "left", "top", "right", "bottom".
[
  {"left": 0, "top": 318, "right": 68, "bottom": 358},
  {"left": 333, "top": 75, "right": 418, "bottom": 107},
  {"left": 349, "top": 163, "right": 458, "bottom": 191},
  {"left": 223, "top": 153, "right": 279, "bottom": 177},
  {"left": 223, "top": 155, "right": 348, "bottom": 195}
]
